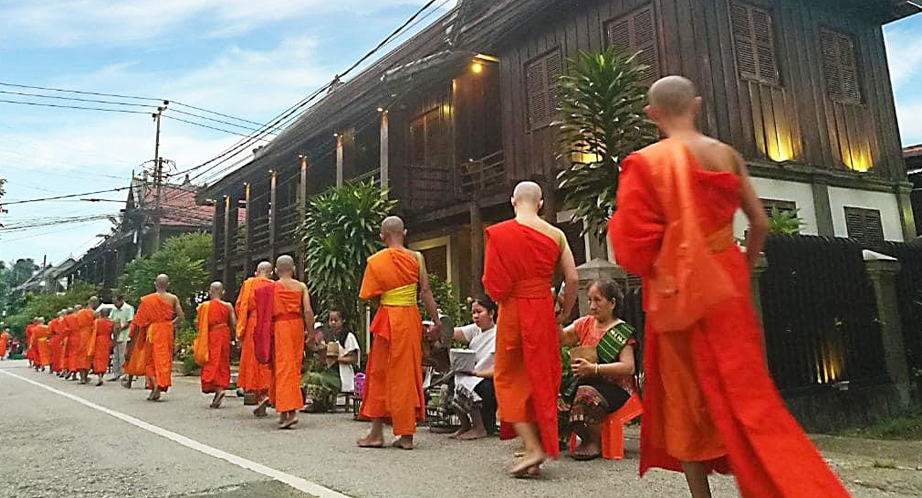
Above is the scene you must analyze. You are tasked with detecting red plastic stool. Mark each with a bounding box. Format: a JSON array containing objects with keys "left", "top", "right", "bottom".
[{"left": 568, "top": 392, "right": 643, "bottom": 460}]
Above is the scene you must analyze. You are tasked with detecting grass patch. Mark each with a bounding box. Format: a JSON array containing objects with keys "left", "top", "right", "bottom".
[{"left": 842, "top": 412, "right": 922, "bottom": 441}]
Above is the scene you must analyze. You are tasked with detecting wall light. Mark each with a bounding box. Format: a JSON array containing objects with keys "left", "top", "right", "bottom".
[
  {"left": 844, "top": 153, "right": 871, "bottom": 173},
  {"left": 470, "top": 61, "right": 484, "bottom": 74}
]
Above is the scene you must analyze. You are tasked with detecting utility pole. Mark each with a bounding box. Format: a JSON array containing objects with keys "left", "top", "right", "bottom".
[{"left": 151, "top": 100, "right": 169, "bottom": 253}]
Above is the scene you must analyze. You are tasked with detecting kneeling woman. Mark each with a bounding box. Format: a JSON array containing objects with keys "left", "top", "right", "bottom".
[
  {"left": 559, "top": 280, "right": 636, "bottom": 460},
  {"left": 448, "top": 296, "right": 498, "bottom": 440}
]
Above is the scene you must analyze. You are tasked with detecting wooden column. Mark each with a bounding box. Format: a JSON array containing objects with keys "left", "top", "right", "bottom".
[
  {"left": 469, "top": 199, "right": 484, "bottom": 297},
  {"left": 335, "top": 135, "right": 344, "bottom": 187},
  {"left": 211, "top": 200, "right": 223, "bottom": 280},
  {"left": 380, "top": 112, "right": 389, "bottom": 193},
  {"left": 269, "top": 170, "right": 278, "bottom": 263},
  {"left": 243, "top": 183, "right": 254, "bottom": 275},
  {"left": 222, "top": 195, "right": 233, "bottom": 287},
  {"left": 298, "top": 156, "right": 309, "bottom": 280}
]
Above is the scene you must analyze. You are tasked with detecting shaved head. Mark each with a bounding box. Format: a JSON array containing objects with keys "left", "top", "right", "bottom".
[
  {"left": 99, "top": 308, "right": 111, "bottom": 318},
  {"left": 276, "top": 255, "right": 295, "bottom": 276},
  {"left": 381, "top": 216, "right": 405, "bottom": 237},
  {"left": 648, "top": 76, "right": 698, "bottom": 117},
  {"left": 155, "top": 274, "right": 170, "bottom": 289},
  {"left": 66, "top": 308, "right": 74, "bottom": 314},
  {"left": 513, "top": 181, "right": 543, "bottom": 205},
  {"left": 74, "top": 305, "right": 83, "bottom": 311},
  {"left": 209, "top": 281, "right": 225, "bottom": 299},
  {"left": 88, "top": 296, "right": 99, "bottom": 307},
  {"left": 256, "top": 261, "right": 273, "bottom": 277}
]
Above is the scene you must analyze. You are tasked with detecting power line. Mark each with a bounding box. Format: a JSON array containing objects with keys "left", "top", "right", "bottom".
[
  {"left": 162, "top": 115, "right": 273, "bottom": 140},
  {"left": 171, "top": 101, "right": 279, "bottom": 129},
  {"left": 2, "top": 187, "right": 131, "bottom": 206},
  {"left": 0, "top": 98, "right": 150, "bottom": 114},
  {"left": 0, "top": 81, "right": 161, "bottom": 102},
  {"left": 0, "top": 89, "right": 154, "bottom": 108},
  {"left": 170, "top": 108, "right": 277, "bottom": 134}
]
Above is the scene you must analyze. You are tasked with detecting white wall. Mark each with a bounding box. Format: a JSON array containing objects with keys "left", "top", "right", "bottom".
[
  {"left": 828, "top": 186, "right": 904, "bottom": 242},
  {"left": 733, "top": 177, "right": 818, "bottom": 238}
]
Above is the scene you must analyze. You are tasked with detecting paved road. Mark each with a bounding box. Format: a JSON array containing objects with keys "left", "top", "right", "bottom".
[{"left": 1, "top": 360, "right": 919, "bottom": 498}]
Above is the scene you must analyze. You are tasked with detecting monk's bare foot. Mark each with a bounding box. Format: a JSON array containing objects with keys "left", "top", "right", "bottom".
[
  {"left": 279, "top": 415, "right": 299, "bottom": 430},
  {"left": 253, "top": 399, "right": 269, "bottom": 418},
  {"left": 149, "top": 389, "right": 161, "bottom": 402},
  {"left": 357, "top": 435, "right": 384, "bottom": 448},
  {"left": 95, "top": 380, "right": 104, "bottom": 387},
  {"left": 458, "top": 428, "right": 488, "bottom": 440},
  {"left": 447, "top": 428, "right": 467, "bottom": 439},
  {"left": 210, "top": 391, "right": 226, "bottom": 409},
  {"left": 508, "top": 451, "right": 545, "bottom": 478},
  {"left": 391, "top": 436, "right": 414, "bottom": 450}
]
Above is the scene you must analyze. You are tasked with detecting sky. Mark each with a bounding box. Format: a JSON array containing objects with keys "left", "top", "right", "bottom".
[{"left": 0, "top": 2, "right": 919, "bottom": 268}]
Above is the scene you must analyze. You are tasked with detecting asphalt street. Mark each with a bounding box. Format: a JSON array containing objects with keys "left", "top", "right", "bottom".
[{"left": 1, "top": 359, "right": 920, "bottom": 498}]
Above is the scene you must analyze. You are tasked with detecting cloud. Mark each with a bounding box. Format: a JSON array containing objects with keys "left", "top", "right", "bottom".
[
  {"left": 884, "top": 18, "right": 922, "bottom": 146},
  {"left": 0, "top": 0, "right": 453, "bottom": 47}
]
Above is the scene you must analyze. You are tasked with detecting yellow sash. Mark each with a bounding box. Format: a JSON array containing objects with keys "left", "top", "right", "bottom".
[{"left": 380, "top": 283, "right": 418, "bottom": 307}]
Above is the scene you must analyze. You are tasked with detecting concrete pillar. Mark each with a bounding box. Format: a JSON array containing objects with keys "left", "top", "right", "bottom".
[
  {"left": 864, "top": 250, "right": 912, "bottom": 409},
  {"left": 380, "top": 112, "right": 389, "bottom": 193},
  {"left": 811, "top": 180, "right": 835, "bottom": 237},
  {"left": 269, "top": 171, "right": 278, "bottom": 263},
  {"left": 243, "top": 183, "right": 254, "bottom": 275},
  {"left": 298, "top": 156, "right": 309, "bottom": 281},
  {"left": 895, "top": 184, "right": 917, "bottom": 241},
  {"left": 335, "top": 134, "right": 344, "bottom": 187}
]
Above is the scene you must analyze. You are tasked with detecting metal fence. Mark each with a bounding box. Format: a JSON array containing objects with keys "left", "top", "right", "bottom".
[{"left": 759, "top": 235, "right": 888, "bottom": 392}]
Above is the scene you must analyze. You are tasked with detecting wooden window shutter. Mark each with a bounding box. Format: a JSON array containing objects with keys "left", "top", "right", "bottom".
[
  {"left": 845, "top": 207, "right": 884, "bottom": 245},
  {"left": 606, "top": 4, "right": 660, "bottom": 86},
  {"left": 731, "top": 3, "right": 780, "bottom": 85},
  {"left": 525, "top": 49, "right": 562, "bottom": 130},
  {"left": 821, "top": 29, "right": 861, "bottom": 104}
]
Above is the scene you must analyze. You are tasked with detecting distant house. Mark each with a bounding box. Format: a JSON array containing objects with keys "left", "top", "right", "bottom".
[
  {"left": 199, "top": 0, "right": 920, "bottom": 297},
  {"left": 62, "top": 174, "right": 213, "bottom": 290},
  {"left": 907, "top": 144, "right": 922, "bottom": 237},
  {"left": 12, "top": 257, "right": 77, "bottom": 295}
]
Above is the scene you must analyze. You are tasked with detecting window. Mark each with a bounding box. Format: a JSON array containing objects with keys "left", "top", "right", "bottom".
[
  {"left": 419, "top": 245, "right": 448, "bottom": 281},
  {"left": 525, "top": 49, "right": 563, "bottom": 130},
  {"left": 845, "top": 207, "right": 884, "bottom": 245},
  {"left": 761, "top": 198, "right": 797, "bottom": 218},
  {"left": 606, "top": 4, "right": 660, "bottom": 86},
  {"left": 559, "top": 220, "right": 588, "bottom": 266},
  {"left": 820, "top": 29, "right": 861, "bottom": 105},
  {"left": 730, "top": 2, "right": 780, "bottom": 85},
  {"left": 408, "top": 107, "right": 448, "bottom": 168}
]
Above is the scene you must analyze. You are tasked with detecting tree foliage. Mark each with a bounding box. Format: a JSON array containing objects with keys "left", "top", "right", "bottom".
[
  {"left": 300, "top": 180, "right": 396, "bottom": 332},
  {"left": 767, "top": 207, "right": 805, "bottom": 234},
  {"left": 556, "top": 49, "right": 658, "bottom": 243},
  {"left": 0, "top": 258, "right": 40, "bottom": 317},
  {"left": 3, "top": 281, "right": 98, "bottom": 339},
  {"left": 419, "top": 274, "right": 469, "bottom": 327},
  {"left": 118, "top": 232, "right": 211, "bottom": 319}
]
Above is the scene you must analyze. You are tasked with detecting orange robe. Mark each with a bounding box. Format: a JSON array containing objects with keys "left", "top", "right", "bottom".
[
  {"left": 259, "top": 282, "right": 306, "bottom": 413},
  {"left": 482, "top": 220, "right": 562, "bottom": 458},
  {"left": 358, "top": 249, "right": 425, "bottom": 436},
  {"left": 89, "top": 318, "right": 113, "bottom": 375},
  {"left": 33, "top": 325, "right": 51, "bottom": 367},
  {"left": 123, "top": 320, "right": 149, "bottom": 377},
  {"left": 50, "top": 319, "right": 64, "bottom": 373},
  {"left": 609, "top": 138, "right": 849, "bottom": 497},
  {"left": 132, "top": 293, "right": 175, "bottom": 391},
  {"left": 25, "top": 325, "right": 35, "bottom": 362},
  {"left": 63, "top": 313, "right": 78, "bottom": 371},
  {"left": 73, "top": 309, "right": 95, "bottom": 371},
  {"left": 197, "top": 301, "right": 231, "bottom": 393},
  {"left": 235, "top": 276, "right": 272, "bottom": 394},
  {"left": 0, "top": 331, "right": 8, "bottom": 357}
]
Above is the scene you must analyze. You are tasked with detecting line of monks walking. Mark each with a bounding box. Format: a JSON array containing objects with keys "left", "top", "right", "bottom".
[{"left": 19, "top": 76, "right": 854, "bottom": 497}]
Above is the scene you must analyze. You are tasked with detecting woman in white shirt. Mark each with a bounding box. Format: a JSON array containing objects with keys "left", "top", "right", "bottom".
[
  {"left": 302, "top": 309, "right": 360, "bottom": 413},
  {"left": 448, "top": 297, "right": 498, "bottom": 440}
]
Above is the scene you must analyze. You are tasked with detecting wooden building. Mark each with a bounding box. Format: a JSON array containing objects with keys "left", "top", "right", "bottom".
[{"left": 200, "top": 0, "right": 920, "bottom": 297}]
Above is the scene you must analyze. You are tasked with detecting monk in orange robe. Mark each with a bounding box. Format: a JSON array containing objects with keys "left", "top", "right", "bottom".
[
  {"left": 482, "top": 182, "right": 579, "bottom": 476},
  {"left": 254, "top": 255, "right": 314, "bottom": 429},
  {"left": 62, "top": 307, "right": 79, "bottom": 380},
  {"left": 25, "top": 319, "right": 36, "bottom": 367},
  {"left": 608, "top": 76, "right": 849, "bottom": 498},
  {"left": 131, "top": 274, "right": 184, "bottom": 401},
  {"left": 33, "top": 318, "right": 52, "bottom": 371},
  {"left": 49, "top": 312, "right": 65, "bottom": 375},
  {"left": 356, "top": 216, "right": 441, "bottom": 450},
  {"left": 88, "top": 309, "right": 113, "bottom": 387},
  {"left": 74, "top": 298, "right": 99, "bottom": 384},
  {"left": 195, "top": 282, "right": 236, "bottom": 408},
  {"left": 235, "top": 261, "right": 273, "bottom": 415},
  {"left": 0, "top": 328, "right": 8, "bottom": 360}
]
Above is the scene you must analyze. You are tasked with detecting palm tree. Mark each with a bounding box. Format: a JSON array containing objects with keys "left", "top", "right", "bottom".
[{"left": 556, "top": 49, "right": 658, "bottom": 243}]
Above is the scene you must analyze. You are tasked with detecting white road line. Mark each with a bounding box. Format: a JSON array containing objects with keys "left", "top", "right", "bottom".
[{"left": 0, "top": 369, "right": 350, "bottom": 498}]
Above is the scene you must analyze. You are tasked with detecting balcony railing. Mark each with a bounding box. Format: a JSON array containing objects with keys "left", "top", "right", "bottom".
[
  {"left": 405, "top": 164, "right": 456, "bottom": 210},
  {"left": 460, "top": 150, "right": 505, "bottom": 195},
  {"left": 277, "top": 203, "right": 301, "bottom": 246},
  {"left": 352, "top": 168, "right": 381, "bottom": 187}
]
